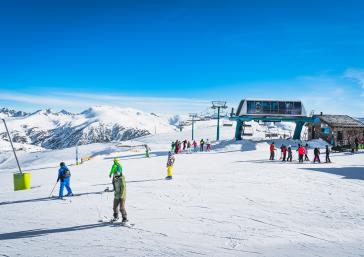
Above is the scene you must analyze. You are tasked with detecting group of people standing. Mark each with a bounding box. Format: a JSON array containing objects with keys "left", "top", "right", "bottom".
[
  {"left": 269, "top": 142, "right": 331, "bottom": 163},
  {"left": 171, "top": 139, "right": 211, "bottom": 154}
]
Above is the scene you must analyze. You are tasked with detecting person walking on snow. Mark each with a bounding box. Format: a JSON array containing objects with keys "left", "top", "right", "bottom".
[
  {"left": 287, "top": 145, "right": 293, "bottom": 162},
  {"left": 325, "top": 145, "right": 331, "bottom": 163},
  {"left": 206, "top": 139, "right": 211, "bottom": 151},
  {"left": 200, "top": 139, "right": 205, "bottom": 152},
  {"left": 145, "top": 144, "right": 151, "bottom": 158},
  {"left": 57, "top": 162, "right": 73, "bottom": 199},
  {"left": 166, "top": 151, "right": 175, "bottom": 180},
  {"left": 313, "top": 147, "right": 321, "bottom": 163},
  {"left": 109, "top": 158, "right": 128, "bottom": 223},
  {"left": 182, "top": 140, "right": 187, "bottom": 151},
  {"left": 269, "top": 142, "right": 275, "bottom": 160}
]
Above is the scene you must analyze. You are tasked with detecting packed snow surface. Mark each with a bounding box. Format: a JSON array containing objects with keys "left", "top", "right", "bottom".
[{"left": 0, "top": 121, "right": 363, "bottom": 257}]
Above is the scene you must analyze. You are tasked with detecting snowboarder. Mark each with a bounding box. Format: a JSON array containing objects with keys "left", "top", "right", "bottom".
[
  {"left": 193, "top": 140, "right": 198, "bottom": 152},
  {"left": 206, "top": 139, "right": 211, "bottom": 151},
  {"left": 200, "top": 139, "right": 205, "bottom": 152},
  {"left": 57, "top": 162, "right": 73, "bottom": 199},
  {"left": 313, "top": 147, "right": 321, "bottom": 163},
  {"left": 298, "top": 145, "right": 305, "bottom": 163},
  {"left": 166, "top": 151, "right": 175, "bottom": 180},
  {"left": 282, "top": 145, "right": 287, "bottom": 162},
  {"left": 269, "top": 142, "right": 275, "bottom": 160},
  {"left": 304, "top": 143, "right": 310, "bottom": 161},
  {"left": 109, "top": 158, "right": 128, "bottom": 223},
  {"left": 287, "top": 145, "right": 292, "bottom": 162},
  {"left": 325, "top": 145, "right": 331, "bottom": 163}
]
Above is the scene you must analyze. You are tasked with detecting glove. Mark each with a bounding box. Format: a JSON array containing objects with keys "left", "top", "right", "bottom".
[{"left": 57, "top": 177, "right": 60, "bottom": 182}]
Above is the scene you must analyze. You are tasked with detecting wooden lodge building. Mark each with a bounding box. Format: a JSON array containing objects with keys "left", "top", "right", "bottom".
[{"left": 307, "top": 114, "right": 364, "bottom": 146}]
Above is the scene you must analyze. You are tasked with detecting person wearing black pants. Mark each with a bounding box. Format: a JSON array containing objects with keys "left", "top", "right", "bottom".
[{"left": 325, "top": 145, "right": 331, "bottom": 163}]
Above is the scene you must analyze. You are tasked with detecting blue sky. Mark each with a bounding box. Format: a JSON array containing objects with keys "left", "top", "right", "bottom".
[{"left": 0, "top": 0, "right": 364, "bottom": 116}]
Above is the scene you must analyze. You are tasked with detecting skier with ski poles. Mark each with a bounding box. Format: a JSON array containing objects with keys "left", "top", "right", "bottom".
[
  {"left": 109, "top": 158, "right": 128, "bottom": 223},
  {"left": 57, "top": 162, "right": 73, "bottom": 199}
]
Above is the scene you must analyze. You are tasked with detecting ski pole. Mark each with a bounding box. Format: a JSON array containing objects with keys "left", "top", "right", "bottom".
[{"left": 49, "top": 181, "right": 58, "bottom": 198}]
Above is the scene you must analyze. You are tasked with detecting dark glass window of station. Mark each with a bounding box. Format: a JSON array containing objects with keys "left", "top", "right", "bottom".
[{"left": 246, "top": 101, "right": 302, "bottom": 115}]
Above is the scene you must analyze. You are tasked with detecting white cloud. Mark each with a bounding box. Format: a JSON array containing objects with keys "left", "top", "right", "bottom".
[
  {"left": 345, "top": 68, "right": 364, "bottom": 89},
  {"left": 0, "top": 91, "right": 212, "bottom": 114}
]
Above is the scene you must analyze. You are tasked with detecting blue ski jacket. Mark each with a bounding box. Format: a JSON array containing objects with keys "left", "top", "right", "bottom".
[{"left": 58, "top": 165, "right": 71, "bottom": 182}]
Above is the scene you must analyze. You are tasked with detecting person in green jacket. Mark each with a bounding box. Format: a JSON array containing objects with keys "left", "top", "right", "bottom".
[{"left": 109, "top": 158, "right": 128, "bottom": 223}]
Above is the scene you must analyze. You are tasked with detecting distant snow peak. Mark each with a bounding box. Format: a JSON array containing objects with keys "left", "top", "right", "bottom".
[{"left": 0, "top": 107, "right": 29, "bottom": 117}]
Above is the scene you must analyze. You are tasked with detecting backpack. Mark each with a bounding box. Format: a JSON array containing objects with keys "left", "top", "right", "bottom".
[{"left": 63, "top": 167, "right": 71, "bottom": 177}]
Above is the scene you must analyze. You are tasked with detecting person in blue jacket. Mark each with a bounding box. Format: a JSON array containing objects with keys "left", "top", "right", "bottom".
[{"left": 57, "top": 162, "right": 73, "bottom": 199}]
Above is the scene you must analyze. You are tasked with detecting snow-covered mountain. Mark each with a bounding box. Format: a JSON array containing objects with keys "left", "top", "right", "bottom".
[
  {"left": 0, "top": 106, "right": 178, "bottom": 150},
  {"left": 0, "top": 108, "right": 29, "bottom": 118}
]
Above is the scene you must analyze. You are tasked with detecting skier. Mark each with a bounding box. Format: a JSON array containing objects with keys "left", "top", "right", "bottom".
[
  {"left": 171, "top": 141, "right": 176, "bottom": 152},
  {"left": 304, "top": 143, "right": 310, "bottom": 161},
  {"left": 313, "top": 147, "right": 321, "bottom": 163},
  {"left": 166, "top": 151, "right": 175, "bottom": 180},
  {"left": 145, "top": 144, "right": 151, "bottom": 158},
  {"left": 355, "top": 137, "right": 359, "bottom": 152},
  {"left": 325, "top": 145, "right": 331, "bottom": 163},
  {"left": 109, "top": 158, "right": 128, "bottom": 223},
  {"left": 200, "top": 139, "right": 205, "bottom": 152},
  {"left": 279, "top": 144, "right": 284, "bottom": 160},
  {"left": 57, "top": 162, "right": 73, "bottom": 199},
  {"left": 282, "top": 145, "right": 287, "bottom": 162},
  {"left": 174, "top": 140, "right": 178, "bottom": 154},
  {"left": 182, "top": 140, "right": 187, "bottom": 151},
  {"left": 287, "top": 145, "right": 293, "bottom": 162},
  {"left": 269, "top": 142, "right": 275, "bottom": 160},
  {"left": 187, "top": 141, "right": 191, "bottom": 154},
  {"left": 192, "top": 140, "right": 198, "bottom": 152},
  {"left": 206, "top": 139, "right": 211, "bottom": 151},
  {"left": 298, "top": 145, "right": 305, "bottom": 163}
]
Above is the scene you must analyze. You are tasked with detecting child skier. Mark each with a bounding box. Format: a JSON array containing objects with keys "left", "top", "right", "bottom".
[
  {"left": 57, "top": 162, "right": 73, "bottom": 199},
  {"left": 109, "top": 158, "right": 128, "bottom": 223},
  {"left": 313, "top": 147, "right": 321, "bottom": 163},
  {"left": 166, "top": 151, "right": 175, "bottom": 180}
]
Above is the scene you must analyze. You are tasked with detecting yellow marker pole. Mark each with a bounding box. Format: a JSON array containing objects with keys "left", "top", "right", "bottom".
[{"left": 2, "top": 118, "right": 31, "bottom": 191}]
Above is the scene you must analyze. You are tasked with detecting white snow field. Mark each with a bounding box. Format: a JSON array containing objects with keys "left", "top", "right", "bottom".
[{"left": 0, "top": 121, "right": 363, "bottom": 257}]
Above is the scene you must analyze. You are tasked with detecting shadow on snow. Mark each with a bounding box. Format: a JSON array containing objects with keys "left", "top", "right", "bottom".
[
  {"left": 300, "top": 166, "right": 364, "bottom": 180},
  {"left": 0, "top": 223, "right": 109, "bottom": 241}
]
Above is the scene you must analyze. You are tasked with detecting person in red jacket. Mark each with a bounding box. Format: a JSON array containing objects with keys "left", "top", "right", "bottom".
[
  {"left": 298, "top": 145, "right": 305, "bottom": 163},
  {"left": 282, "top": 145, "right": 287, "bottom": 162},
  {"left": 269, "top": 142, "right": 275, "bottom": 160}
]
